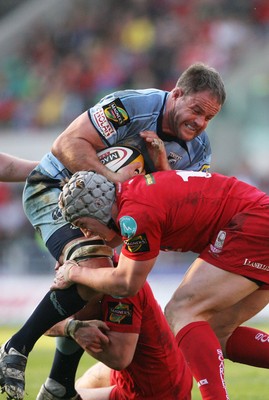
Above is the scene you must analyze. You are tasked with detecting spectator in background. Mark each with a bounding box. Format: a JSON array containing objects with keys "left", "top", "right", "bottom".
[{"left": 0, "top": 0, "right": 265, "bottom": 129}]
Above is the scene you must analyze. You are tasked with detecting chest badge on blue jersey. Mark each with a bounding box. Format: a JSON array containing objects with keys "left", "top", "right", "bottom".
[{"left": 119, "top": 216, "right": 137, "bottom": 238}]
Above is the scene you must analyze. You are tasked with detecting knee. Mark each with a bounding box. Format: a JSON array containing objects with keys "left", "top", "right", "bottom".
[
  {"left": 164, "top": 298, "right": 180, "bottom": 333},
  {"left": 165, "top": 292, "right": 217, "bottom": 336}
]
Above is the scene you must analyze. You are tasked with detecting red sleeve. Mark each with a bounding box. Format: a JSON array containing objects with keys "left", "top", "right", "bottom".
[{"left": 118, "top": 201, "right": 162, "bottom": 261}]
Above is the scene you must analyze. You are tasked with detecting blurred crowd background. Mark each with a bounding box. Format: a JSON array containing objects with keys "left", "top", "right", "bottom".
[{"left": 1, "top": 0, "right": 269, "bottom": 275}]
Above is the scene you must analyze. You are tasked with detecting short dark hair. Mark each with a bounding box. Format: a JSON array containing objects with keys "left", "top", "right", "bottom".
[{"left": 176, "top": 62, "right": 226, "bottom": 105}]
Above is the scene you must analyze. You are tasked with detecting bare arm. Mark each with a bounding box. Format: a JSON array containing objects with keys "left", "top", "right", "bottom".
[
  {"left": 81, "top": 328, "right": 138, "bottom": 370},
  {"left": 52, "top": 253, "right": 156, "bottom": 298},
  {"left": 0, "top": 153, "right": 38, "bottom": 182},
  {"left": 51, "top": 111, "right": 139, "bottom": 183},
  {"left": 46, "top": 303, "right": 138, "bottom": 369}
]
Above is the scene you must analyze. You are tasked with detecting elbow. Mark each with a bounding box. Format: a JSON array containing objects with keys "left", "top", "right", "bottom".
[
  {"left": 115, "top": 281, "right": 140, "bottom": 298},
  {"left": 51, "top": 137, "right": 65, "bottom": 160},
  {"left": 107, "top": 354, "right": 133, "bottom": 370}
]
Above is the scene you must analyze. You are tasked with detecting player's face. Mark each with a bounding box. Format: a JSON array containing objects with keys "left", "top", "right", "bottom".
[
  {"left": 166, "top": 89, "right": 221, "bottom": 141},
  {"left": 74, "top": 217, "right": 117, "bottom": 241}
]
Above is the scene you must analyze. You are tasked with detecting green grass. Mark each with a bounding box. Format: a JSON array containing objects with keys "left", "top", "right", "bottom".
[
  {"left": 0, "top": 326, "right": 94, "bottom": 400},
  {"left": 1, "top": 324, "right": 269, "bottom": 399}
]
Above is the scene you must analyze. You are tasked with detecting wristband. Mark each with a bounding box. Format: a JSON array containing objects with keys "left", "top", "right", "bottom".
[
  {"left": 64, "top": 318, "right": 81, "bottom": 339},
  {"left": 63, "top": 260, "right": 79, "bottom": 283}
]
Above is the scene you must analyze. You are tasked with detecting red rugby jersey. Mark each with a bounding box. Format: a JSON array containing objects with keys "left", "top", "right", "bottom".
[
  {"left": 103, "top": 282, "right": 192, "bottom": 399},
  {"left": 116, "top": 170, "right": 268, "bottom": 259}
]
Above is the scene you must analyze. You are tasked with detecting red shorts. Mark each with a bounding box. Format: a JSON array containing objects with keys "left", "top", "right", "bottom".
[
  {"left": 109, "top": 370, "right": 135, "bottom": 400},
  {"left": 200, "top": 206, "right": 269, "bottom": 285}
]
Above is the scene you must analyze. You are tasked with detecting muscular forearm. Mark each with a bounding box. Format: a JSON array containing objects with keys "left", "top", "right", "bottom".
[
  {"left": 52, "top": 135, "right": 106, "bottom": 174},
  {"left": 52, "top": 256, "right": 154, "bottom": 297},
  {"left": 83, "top": 329, "right": 137, "bottom": 370},
  {"left": 52, "top": 133, "right": 136, "bottom": 184},
  {"left": 86, "top": 343, "right": 128, "bottom": 370},
  {"left": 69, "top": 265, "right": 135, "bottom": 297},
  {"left": 53, "top": 139, "right": 140, "bottom": 183},
  {"left": 51, "top": 111, "right": 107, "bottom": 172}
]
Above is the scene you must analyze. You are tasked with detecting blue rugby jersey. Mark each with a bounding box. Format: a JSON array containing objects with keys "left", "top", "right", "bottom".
[{"left": 88, "top": 88, "right": 211, "bottom": 172}]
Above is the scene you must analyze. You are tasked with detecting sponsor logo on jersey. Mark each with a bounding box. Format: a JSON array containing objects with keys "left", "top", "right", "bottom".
[
  {"left": 119, "top": 216, "right": 137, "bottom": 238},
  {"left": 144, "top": 173, "right": 155, "bottom": 185},
  {"left": 52, "top": 206, "right": 63, "bottom": 221},
  {"left": 243, "top": 258, "right": 269, "bottom": 271},
  {"left": 103, "top": 98, "right": 130, "bottom": 128},
  {"left": 107, "top": 301, "right": 133, "bottom": 324},
  {"left": 209, "top": 230, "right": 226, "bottom": 254},
  {"left": 124, "top": 233, "right": 150, "bottom": 253},
  {"left": 92, "top": 106, "right": 116, "bottom": 138},
  {"left": 167, "top": 152, "right": 183, "bottom": 166},
  {"left": 200, "top": 164, "right": 210, "bottom": 172}
]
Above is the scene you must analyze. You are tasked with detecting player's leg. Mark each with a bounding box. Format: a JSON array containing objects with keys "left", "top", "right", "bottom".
[
  {"left": 75, "top": 361, "right": 114, "bottom": 400},
  {"left": 209, "top": 287, "right": 269, "bottom": 368},
  {"left": 76, "top": 362, "right": 111, "bottom": 389},
  {"left": 165, "top": 257, "right": 259, "bottom": 400},
  {"left": 0, "top": 235, "right": 90, "bottom": 400},
  {"left": 38, "top": 362, "right": 113, "bottom": 400},
  {"left": 0, "top": 163, "right": 104, "bottom": 400},
  {"left": 36, "top": 337, "right": 84, "bottom": 400},
  {"left": 36, "top": 244, "right": 113, "bottom": 400}
]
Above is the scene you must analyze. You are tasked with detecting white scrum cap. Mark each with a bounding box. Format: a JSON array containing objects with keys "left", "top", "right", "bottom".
[{"left": 59, "top": 171, "right": 115, "bottom": 225}]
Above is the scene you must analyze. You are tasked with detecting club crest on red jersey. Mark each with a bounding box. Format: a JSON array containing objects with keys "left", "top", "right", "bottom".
[{"left": 210, "top": 230, "right": 226, "bottom": 254}]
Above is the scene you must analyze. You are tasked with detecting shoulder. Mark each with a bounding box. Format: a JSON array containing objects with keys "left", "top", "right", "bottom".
[
  {"left": 195, "top": 130, "right": 210, "bottom": 144},
  {"left": 94, "top": 89, "right": 168, "bottom": 110}
]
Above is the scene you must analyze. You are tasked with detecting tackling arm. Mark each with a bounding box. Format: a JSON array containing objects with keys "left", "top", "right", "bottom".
[
  {"left": 52, "top": 253, "right": 156, "bottom": 298},
  {"left": 46, "top": 300, "right": 138, "bottom": 370},
  {"left": 75, "top": 325, "right": 138, "bottom": 370}
]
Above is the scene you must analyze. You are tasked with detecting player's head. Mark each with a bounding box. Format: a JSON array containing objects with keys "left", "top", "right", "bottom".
[
  {"left": 165, "top": 63, "right": 225, "bottom": 142},
  {"left": 59, "top": 171, "right": 115, "bottom": 227},
  {"left": 176, "top": 62, "right": 226, "bottom": 105}
]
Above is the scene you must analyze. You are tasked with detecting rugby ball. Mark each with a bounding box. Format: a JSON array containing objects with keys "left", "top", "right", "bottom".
[{"left": 97, "top": 146, "right": 144, "bottom": 173}]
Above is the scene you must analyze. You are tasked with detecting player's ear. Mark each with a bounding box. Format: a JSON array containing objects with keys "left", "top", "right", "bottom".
[{"left": 172, "top": 87, "right": 184, "bottom": 99}]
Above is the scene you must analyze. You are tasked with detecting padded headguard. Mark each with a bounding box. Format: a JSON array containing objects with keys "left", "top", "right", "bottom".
[{"left": 59, "top": 171, "right": 115, "bottom": 225}]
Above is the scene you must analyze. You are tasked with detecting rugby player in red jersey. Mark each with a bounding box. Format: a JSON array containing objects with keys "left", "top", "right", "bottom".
[{"left": 54, "top": 169, "right": 269, "bottom": 399}]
